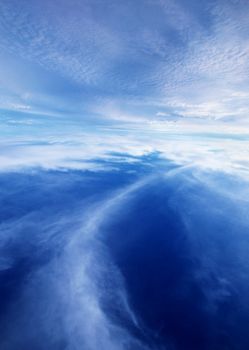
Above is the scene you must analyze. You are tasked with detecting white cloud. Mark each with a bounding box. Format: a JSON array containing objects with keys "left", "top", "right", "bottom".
[
  {"left": 0, "top": 127, "right": 249, "bottom": 180},
  {"left": 0, "top": 0, "right": 249, "bottom": 126}
]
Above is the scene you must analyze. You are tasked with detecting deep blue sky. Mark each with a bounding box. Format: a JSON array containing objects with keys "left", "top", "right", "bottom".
[{"left": 1, "top": 160, "right": 249, "bottom": 350}]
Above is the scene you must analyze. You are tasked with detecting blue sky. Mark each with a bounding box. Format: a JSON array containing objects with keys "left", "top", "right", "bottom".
[
  {"left": 1, "top": 159, "right": 249, "bottom": 350},
  {"left": 1, "top": 0, "right": 249, "bottom": 135},
  {"left": 2, "top": 3, "right": 249, "bottom": 349},
  {"left": 0, "top": 0, "right": 249, "bottom": 176}
]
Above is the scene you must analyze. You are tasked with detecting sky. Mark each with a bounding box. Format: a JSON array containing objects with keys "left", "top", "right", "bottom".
[
  {"left": 1, "top": 0, "right": 249, "bottom": 137},
  {"left": 1, "top": 2, "right": 249, "bottom": 350},
  {"left": 1, "top": 158, "right": 249, "bottom": 350},
  {"left": 0, "top": 0, "right": 249, "bottom": 175}
]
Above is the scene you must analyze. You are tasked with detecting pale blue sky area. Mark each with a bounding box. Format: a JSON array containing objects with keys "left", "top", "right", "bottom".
[{"left": 0, "top": 0, "right": 249, "bottom": 137}]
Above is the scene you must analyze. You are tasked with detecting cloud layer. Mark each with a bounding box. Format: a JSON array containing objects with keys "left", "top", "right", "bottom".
[{"left": 0, "top": 0, "right": 249, "bottom": 127}]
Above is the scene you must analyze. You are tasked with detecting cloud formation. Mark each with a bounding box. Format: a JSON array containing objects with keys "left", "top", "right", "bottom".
[{"left": 0, "top": 0, "right": 249, "bottom": 126}]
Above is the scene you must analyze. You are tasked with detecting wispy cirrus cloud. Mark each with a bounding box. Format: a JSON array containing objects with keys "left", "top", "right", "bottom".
[
  {"left": 0, "top": 0, "right": 122, "bottom": 85},
  {"left": 0, "top": 0, "right": 249, "bottom": 127}
]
